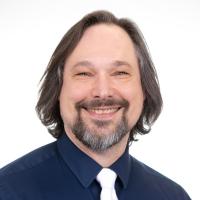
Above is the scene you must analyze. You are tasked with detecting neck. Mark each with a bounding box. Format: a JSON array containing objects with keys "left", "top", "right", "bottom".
[{"left": 64, "top": 127, "right": 129, "bottom": 167}]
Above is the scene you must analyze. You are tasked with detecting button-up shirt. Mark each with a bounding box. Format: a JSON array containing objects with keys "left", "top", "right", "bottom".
[{"left": 0, "top": 133, "right": 191, "bottom": 199}]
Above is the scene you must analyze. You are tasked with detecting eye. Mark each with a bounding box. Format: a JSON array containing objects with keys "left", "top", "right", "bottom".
[
  {"left": 112, "top": 71, "right": 130, "bottom": 76},
  {"left": 75, "top": 72, "right": 92, "bottom": 77}
]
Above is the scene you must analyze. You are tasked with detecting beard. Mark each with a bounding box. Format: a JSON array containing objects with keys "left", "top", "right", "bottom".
[{"left": 69, "top": 98, "right": 130, "bottom": 153}]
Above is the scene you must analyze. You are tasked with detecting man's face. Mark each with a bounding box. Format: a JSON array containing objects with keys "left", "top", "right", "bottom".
[{"left": 59, "top": 24, "right": 144, "bottom": 152}]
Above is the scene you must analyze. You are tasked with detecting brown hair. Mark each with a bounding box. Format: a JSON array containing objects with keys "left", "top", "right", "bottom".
[{"left": 36, "top": 10, "right": 163, "bottom": 141}]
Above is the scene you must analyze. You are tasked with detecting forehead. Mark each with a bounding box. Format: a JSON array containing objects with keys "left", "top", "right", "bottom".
[
  {"left": 65, "top": 24, "right": 138, "bottom": 68},
  {"left": 81, "top": 24, "right": 133, "bottom": 46}
]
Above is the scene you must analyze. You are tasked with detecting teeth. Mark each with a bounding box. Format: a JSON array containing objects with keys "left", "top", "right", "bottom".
[{"left": 88, "top": 108, "right": 119, "bottom": 114}]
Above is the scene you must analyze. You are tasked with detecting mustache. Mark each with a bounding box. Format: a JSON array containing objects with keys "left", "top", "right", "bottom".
[{"left": 75, "top": 98, "right": 129, "bottom": 110}]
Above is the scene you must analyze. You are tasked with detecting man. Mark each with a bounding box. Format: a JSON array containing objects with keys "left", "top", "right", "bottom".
[{"left": 0, "top": 10, "right": 191, "bottom": 200}]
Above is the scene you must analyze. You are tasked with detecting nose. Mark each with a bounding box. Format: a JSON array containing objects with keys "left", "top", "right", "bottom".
[{"left": 91, "top": 74, "right": 114, "bottom": 98}]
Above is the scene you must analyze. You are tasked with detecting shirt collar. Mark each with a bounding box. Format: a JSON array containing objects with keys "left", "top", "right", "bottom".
[
  {"left": 110, "top": 145, "right": 131, "bottom": 189},
  {"left": 57, "top": 133, "right": 131, "bottom": 189}
]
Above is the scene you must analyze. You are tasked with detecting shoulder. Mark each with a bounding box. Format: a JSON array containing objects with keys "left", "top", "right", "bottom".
[
  {"left": 129, "top": 156, "right": 191, "bottom": 199},
  {"left": 0, "top": 141, "right": 60, "bottom": 199},
  {"left": 0, "top": 141, "right": 57, "bottom": 178},
  {"left": 0, "top": 142, "right": 56, "bottom": 183}
]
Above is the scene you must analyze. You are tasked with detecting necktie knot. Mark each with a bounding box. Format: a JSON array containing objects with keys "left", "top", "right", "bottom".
[{"left": 96, "top": 168, "right": 118, "bottom": 200}]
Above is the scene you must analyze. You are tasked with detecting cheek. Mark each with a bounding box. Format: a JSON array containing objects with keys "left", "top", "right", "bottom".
[
  {"left": 119, "top": 81, "right": 144, "bottom": 102},
  {"left": 59, "top": 82, "right": 91, "bottom": 114},
  {"left": 61, "top": 80, "right": 87, "bottom": 100},
  {"left": 59, "top": 85, "right": 82, "bottom": 126},
  {"left": 122, "top": 85, "right": 144, "bottom": 124}
]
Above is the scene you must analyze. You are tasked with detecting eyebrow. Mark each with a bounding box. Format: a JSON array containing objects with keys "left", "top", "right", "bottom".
[
  {"left": 72, "top": 60, "right": 94, "bottom": 68},
  {"left": 72, "top": 60, "right": 132, "bottom": 69},
  {"left": 113, "top": 60, "right": 132, "bottom": 68}
]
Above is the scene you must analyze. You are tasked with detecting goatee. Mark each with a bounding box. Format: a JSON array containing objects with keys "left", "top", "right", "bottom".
[{"left": 70, "top": 98, "right": 130, "bottom": 153}]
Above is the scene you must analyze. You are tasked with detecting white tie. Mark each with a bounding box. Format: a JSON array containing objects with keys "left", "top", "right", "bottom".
[{"left": 96, "top": 168, "right": 118, "bottom": 200}]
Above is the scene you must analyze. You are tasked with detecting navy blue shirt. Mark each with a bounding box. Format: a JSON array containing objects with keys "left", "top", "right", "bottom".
[{"left": 0, "top": 134, "right": 191, "bottom": 199}]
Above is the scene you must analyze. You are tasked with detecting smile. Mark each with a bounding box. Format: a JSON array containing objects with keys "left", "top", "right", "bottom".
[
  {"left": 82, "top": 106, "right": 122, "bottom": 120},
  {"left": 87, "top": 107, "right": 121, "bottom": 114}
]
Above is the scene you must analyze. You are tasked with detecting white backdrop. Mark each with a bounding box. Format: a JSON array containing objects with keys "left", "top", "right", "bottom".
[{"left": 0, "top": 0, "right": 199, "bottom": 199}]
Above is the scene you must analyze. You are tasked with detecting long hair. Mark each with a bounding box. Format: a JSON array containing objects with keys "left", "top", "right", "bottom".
[{"left": 36, "top": 10, "right": 163, "bottom": 141}]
